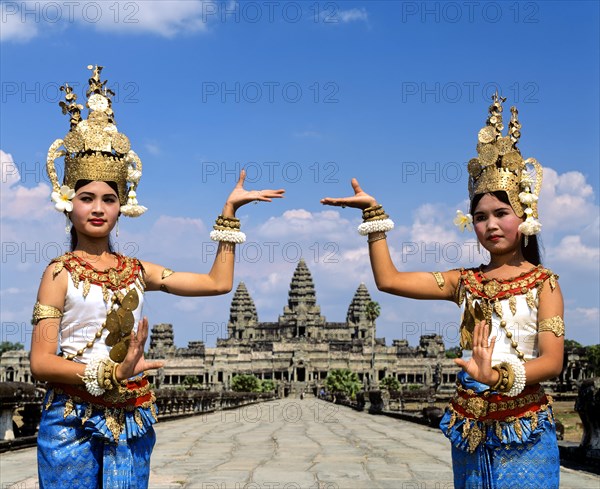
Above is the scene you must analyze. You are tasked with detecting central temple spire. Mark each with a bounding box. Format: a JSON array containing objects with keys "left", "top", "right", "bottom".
[{"left": 279, "top": 259, "right": 325, "bottom": 334}]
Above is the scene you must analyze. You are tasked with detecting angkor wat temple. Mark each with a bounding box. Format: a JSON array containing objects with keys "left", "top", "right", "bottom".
[{"left": 145, "top": 259, "right": 456, "bottom": 396}]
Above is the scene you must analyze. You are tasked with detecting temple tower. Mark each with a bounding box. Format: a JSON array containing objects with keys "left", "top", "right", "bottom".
[
  {"left": 148, "top": 323, "right": 177, "bottom": 358},
  {"left": 279, "top": 258, "right": 325, "bottom": 338},
  {"left": 227, "top": 281, "right": 258, "bottom": 341},
  {"left": 346, "top": 283, "right": 376, "bottom": 341}
]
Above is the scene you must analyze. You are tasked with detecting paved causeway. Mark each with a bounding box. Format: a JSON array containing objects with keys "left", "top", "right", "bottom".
[{"left": 1, "top": 399, "right": 598, "bottom": 488}]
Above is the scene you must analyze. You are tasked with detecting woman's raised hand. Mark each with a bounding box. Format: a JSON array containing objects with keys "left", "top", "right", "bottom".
[
  {"left": 116, "top": 317, "right": 164, "bottom": 381},
  {"left": 454, "top": 320, "right": 497, "bottom": 386},
  {"left": 223, "top": 169, "right": 285, "bottom": 215},
  {"left": 320, "top": 178, "right": 378, "bottom": 210}
]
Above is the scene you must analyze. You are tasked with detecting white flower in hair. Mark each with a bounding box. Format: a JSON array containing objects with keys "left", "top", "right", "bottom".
[
  {"left": 127, "top": 166, "right": 142, "bottom": 184},
  {"left": 519, "top": 216, "right": 542, "bottom": 235},
  {"left": 453, "top": 210, "right": 473, "bottom": 232},
  {"left": 51, "top": 185, "right": 76, "bottom": 213},
  {"left": 518, "top": 191, "right": 538, "bottom": 205}
]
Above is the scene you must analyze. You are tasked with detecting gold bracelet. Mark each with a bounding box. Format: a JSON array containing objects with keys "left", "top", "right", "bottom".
[
  {"left": 490, "top": 365, "right": 505, "bottom": 391},
  {"left": 367, "top": 232, "right": 387, "bottom": 243},
  {"left": 111, "top": 362, "right": 124, "bottom": 388}
]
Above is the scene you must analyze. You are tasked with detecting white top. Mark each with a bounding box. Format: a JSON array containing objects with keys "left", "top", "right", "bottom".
[
  {"left": 460, "top": 291, "right": 539, "bottom": 365},
  {"left": 55, "top": 253, "right": 145, "bottom": 363}
]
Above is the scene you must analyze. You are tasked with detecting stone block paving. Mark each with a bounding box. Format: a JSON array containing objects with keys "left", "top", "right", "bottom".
[{"left": 1, "top": 399, "right": 598, "bottom": 489}]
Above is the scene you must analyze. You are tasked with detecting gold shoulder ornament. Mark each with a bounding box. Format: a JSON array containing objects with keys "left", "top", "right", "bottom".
[
  {"left": 538, "top": 316, "right": 565, "bottom": 337},
  {"left": 32, "top": 302, "right": 63, "bottom": 325}
]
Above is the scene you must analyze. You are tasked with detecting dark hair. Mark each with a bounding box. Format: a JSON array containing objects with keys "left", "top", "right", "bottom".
[
  {"left": 69, "top": 180, "right": 119, "bottom": 252},
  {"left": 470, "top": 191, "right": 543, "bottom": 266}
]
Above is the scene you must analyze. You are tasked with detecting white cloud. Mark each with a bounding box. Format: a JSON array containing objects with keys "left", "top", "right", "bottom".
[
  {"left": 1, "top": 150, "right": 53, "bottom": 220},
  {"left": 0, "top": 2, "right": 39, "bottom": 42},
  {"left": 539, "top": 168, "right": 598, "bottom": 233},
  {"left": 91, "top": 0, "right": 211, "bottom": 37},
  {"left": 338, "top": 8, "right": 369, "bottom": 24},
  {"left": 1, "top": 1, "right": 213, "bottom": 42},
  {"left": 257, "top": 208, "right": 352, "bottom": 239},
  {"left": 547, "top": 235, "right": 600, "bottom": 269}
]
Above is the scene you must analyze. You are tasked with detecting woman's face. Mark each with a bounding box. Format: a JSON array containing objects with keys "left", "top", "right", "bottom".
[
  {"left": 69, "top": 181, "right": 120, "bottom": 239},
  {"left": 473, "top": 193, "right": 523, "bottom": 256}
]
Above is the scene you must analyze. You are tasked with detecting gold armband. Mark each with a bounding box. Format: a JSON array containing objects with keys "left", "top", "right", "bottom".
[
  {"left": 538, "top": 316, "right": 565, "bottom": 337},
  {"left": 160, "top": 268, "right": 174, "bottom": 293},
  {"left": 32, "top": 302, "right": 63, "bottom": 325},
  {"left": 432, "top": 272, "right": 445, "bottom": 290},
  {"left": 161, "top": 268, "right": 174, "bottom": 279}
]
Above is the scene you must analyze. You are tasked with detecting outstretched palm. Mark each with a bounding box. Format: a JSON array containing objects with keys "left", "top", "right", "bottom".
[
  {"left": 454, "top": 320, "right": 496, "bottom": 386},
  {"left": 116, "top": 317, "right": 164, "bottom": 381},
  {"left": 225, "top": 169, "right": 285, "bottom": 212},
  {"left": 320, "top": 178, "right": 377, "bottom": 210}
]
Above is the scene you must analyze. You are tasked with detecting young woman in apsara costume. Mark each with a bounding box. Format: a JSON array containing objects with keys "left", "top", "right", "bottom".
[
  {"left": 30, "top": 65, "right": 284, "bottom": 488},
  {"left": 321, "top": 94, "right": 564, "bottom": 489}
]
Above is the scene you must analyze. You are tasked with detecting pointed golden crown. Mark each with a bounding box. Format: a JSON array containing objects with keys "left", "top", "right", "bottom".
[
  {"left": 46, "top": 65, "right": 146, "bottom": 217},
  {"left": 467, "top": 92, "right": 542, "bottom": 220}
]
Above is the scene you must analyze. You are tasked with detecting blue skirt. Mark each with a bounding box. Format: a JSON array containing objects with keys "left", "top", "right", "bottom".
[
  {"left": 440, "top": 372, "right": 560, "bottom": 489},
  {"left": 37, "top": 389, "right": 157, "bottom": 489}
]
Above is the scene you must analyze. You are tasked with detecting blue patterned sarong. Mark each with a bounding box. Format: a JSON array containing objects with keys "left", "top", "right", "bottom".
[
  {"left": 37, "top": 388, "right": 157, "bottom": 488},
  {"left": 440, "top": 372, "right": 560, "bottom": 489}
]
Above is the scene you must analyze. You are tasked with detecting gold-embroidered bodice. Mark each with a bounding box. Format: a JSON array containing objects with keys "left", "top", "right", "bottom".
[
  {"left": 456, "top": 265, "right": 558, "bottom": 363},
  {"left": 51, "top": 253, "right": 146, "bottom": 362}
]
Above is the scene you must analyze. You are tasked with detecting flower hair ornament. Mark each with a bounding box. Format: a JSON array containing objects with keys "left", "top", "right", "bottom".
[
  {"left": 456, "top": 92, "right": 543, "bottom": 246},
  {"left": 46, "top": 65, "right": 147, "bottom": 218}
]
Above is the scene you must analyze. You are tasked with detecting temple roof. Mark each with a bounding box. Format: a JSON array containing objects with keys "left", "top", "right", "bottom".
[{"left": 229, "top": 281, "right": 258, "bottom": 325}]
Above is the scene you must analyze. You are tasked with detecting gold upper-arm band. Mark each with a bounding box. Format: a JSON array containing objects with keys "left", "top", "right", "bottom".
[
  {"left": 32, "top": 302, "right": 63, "bottom": 325},
  {"left": 538, "top": 316, "right": 565, "bottom": 337},
  {"left": 161, "top": 268, "right": 174, "bottom": 280},
  {"left": 432, "top": 272, "right": 445, "bottom": 290}
]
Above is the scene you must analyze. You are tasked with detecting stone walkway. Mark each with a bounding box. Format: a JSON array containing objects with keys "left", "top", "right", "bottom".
[{"left": 1, "top": 399, "right": 598, "bottom": 488}]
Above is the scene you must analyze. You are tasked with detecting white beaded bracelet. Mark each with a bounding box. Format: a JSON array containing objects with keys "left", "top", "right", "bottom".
[
  {"left": 503, "top": 356, "right": 527, "bottom": 397},
  {"left": 358, "top": 218, "right": 395, "bottom": 236},
  {"left": 79, "top": 357, "right": 105, "bottom": 397},
  {"left": 210, "top": 229, "right": 247, "bottom": 243}
]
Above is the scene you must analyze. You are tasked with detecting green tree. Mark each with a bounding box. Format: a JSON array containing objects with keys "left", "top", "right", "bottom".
[
  {"left": 0, "top": 341, "right": 24, "bottom": 356},
  {"left": 365, "top": 301, "right": 381, "bottom": 322},
  {"left": 445, "top": 346, "right": 461, "bottom": 359},
  {"left": 231, "top": 374, "right": 261, "bottom": 392},
  {"left": 260, "top": 379, "right": 276, "bottom": 393},
  {"left": 564, "top": 339, "right": 583, "bottom": 349},
  {"left": 325, "top": 369, "right": 362, "bottom": 399},
  {"left": 379, "top": 376, "right": 401, "bottom": 391},
  {"left": 586, "top": 344, "right": 600, "bottom": 376},
  {"left": 183, "top": 375, "right": 199, "bottom": 388}
]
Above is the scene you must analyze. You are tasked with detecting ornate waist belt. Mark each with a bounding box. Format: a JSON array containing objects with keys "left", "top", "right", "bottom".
[
  {"left": 450, "top": 383, "right": 548, "bottom": 421},
  {"left": 52, "top": 376, "right": 153, "bottom": 410}
]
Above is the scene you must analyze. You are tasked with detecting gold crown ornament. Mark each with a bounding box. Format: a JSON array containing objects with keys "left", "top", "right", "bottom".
[
  {"left": 46, "top": 65, "right": 147, "bottom": 217},
  {"left": 459, "top": 92, "right": 543, "bottom": 239}
]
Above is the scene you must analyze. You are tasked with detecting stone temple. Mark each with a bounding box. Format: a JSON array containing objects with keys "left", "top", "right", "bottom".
[{"left": 146, "top": 259, "right": 458, "bottom": 396}]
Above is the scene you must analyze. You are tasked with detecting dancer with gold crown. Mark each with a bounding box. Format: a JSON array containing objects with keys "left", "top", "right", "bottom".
[
  {"left": 321, "top": 93, "right": 563, "bottom": 488},
  {"left": 31, "top": 65, "right": 284, "bottom": 489}
]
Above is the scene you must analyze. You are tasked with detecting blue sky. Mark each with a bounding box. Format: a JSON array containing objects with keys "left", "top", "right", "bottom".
[{"left": 1, "top": 1, "right": 599, "bottom": 350}]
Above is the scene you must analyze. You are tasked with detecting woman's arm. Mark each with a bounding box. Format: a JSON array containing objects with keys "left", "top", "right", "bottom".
[
  {"left": 143, "top": 170, "right": 284, "bottom": 296},
  {"left": 321, "top": 178, "right": 460, "bottom": 301},
  {"left": 29, "top": 264, "right": 84, "bottom": 383},
  {"left": 30, "top": 265, "right": 162, "bottom": 384},
  {"left": 522, "top": 281, "right": 565, "bottom": 383}
]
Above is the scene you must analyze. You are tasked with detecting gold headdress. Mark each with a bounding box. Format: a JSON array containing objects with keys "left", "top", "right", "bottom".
[
  {"left": 466, "top": 92, "right": 542, "bottom": 237},
  {"left": 46, "top": 65, "right": 146, "bottom": 217}
]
